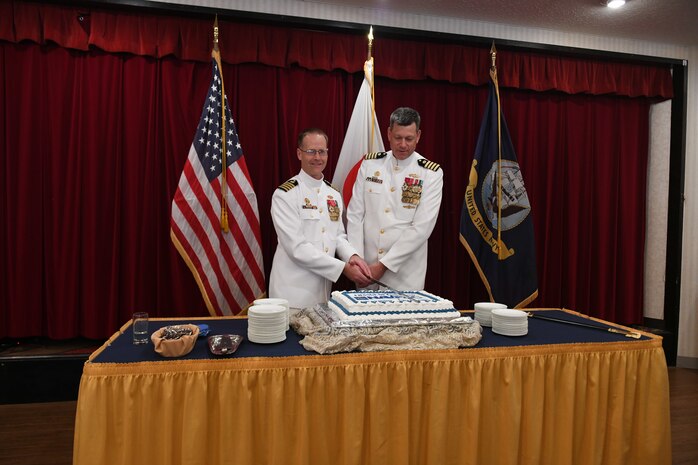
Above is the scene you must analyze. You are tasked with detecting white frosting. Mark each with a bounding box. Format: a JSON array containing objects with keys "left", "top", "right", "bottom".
[{"left": 328, "top": 290, "right": 460, "bottom": 321}]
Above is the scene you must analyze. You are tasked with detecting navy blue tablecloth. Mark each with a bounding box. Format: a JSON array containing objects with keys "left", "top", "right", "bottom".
[{"left": 91, "top": 310, "right": 648, "bottom": 364}]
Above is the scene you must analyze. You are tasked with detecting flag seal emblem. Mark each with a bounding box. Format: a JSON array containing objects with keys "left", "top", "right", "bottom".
[{"left": 482, "top": 160, "right": 531, "bottom": 231}]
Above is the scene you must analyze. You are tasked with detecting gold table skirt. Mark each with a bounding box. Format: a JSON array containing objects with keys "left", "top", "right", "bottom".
[{"left": 73, "top": 316, "right": 671, "bottom": 465}]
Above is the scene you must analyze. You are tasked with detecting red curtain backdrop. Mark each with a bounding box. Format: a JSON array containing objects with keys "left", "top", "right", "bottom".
[
  {"left": 0, "top": 1, "right": 673, "bottom": 98},
  {"left": 0, "top": 1, "right": 670, "bottom": 339}
]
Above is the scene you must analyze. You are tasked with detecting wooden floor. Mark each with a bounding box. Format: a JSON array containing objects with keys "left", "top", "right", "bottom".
[
  {"left": 0, "top": 367, "right": 696, "bottom": 465},
  {"left": 670, "top": 367, "right": 698, "bottom": 465}
]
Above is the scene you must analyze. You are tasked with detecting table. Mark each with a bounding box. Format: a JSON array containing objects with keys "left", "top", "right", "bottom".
[{"left": 72, "top": 309, "right": 671, "bottom": 465}]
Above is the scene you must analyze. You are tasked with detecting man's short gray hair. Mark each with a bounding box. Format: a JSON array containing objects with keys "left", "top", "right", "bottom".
[{"left": 389, "top": 107, "right": 421, "bottom": 130}]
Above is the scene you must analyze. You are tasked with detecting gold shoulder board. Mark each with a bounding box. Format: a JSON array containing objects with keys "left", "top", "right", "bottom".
[
  {"left": 277, "top": 179, "right": 299, "bottom": 192},
  {"left": 418, "top": 158, "right": 441, "bottom": 172},
  {"left": 364, "top": 152, "right": 388, "bottom": 160}
]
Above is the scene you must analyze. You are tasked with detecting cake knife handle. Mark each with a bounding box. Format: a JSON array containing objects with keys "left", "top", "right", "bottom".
[{"left": 370, "top": 278, "right": 399, "bottom": 292}]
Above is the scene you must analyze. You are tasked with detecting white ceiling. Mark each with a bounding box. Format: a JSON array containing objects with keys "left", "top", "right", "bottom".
[{"left": 306, "top": 0, "right": 698, "bottom": 47}]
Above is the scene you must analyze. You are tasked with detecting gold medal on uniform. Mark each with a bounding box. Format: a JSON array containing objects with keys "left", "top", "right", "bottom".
[
  {"left": 302, "top": 197, "right": 317, "bottom": 209},
  {"left": 326, "top": 198, "right": 340, "bottom": 221},
  {"left": 401, "top": 177, "right": 423, "bottom": 205}
]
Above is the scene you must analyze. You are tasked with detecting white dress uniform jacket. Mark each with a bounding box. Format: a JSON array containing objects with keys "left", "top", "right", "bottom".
[
  {"left": 346, "top": 151, "right": 443, "bottom": 290},
  {"left": 269, "top": 169, "right": 358, "bottom": 309}
]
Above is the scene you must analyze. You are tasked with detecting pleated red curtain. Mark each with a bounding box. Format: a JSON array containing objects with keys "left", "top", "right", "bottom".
[
  {"left": 0, "top": 1, "right": 670, "bottom": 339},
  {"left": 0, "top": 0, "right": 673, "bottom": 97}
]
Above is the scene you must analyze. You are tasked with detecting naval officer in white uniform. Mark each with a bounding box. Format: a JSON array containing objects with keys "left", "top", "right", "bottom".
[
  {"left": 346, "top": 107, "right": 443, "bottom": 291},
  {"left": 269, "top": 128, "right": 372, "bottom": 309}
]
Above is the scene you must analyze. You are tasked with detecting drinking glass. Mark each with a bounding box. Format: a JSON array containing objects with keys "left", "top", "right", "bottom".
[{"left": 132, "top": 312, "right": 149, "bottom": 344}]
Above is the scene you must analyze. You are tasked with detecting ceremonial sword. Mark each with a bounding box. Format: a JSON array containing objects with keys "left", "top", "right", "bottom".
[{"left": 527, "top": 312, "right": 642, "bottom": 339}]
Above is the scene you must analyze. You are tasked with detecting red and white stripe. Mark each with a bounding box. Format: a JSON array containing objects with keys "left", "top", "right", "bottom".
[{"left": 171, "top": 144, "right": 264, "bottom": 316}]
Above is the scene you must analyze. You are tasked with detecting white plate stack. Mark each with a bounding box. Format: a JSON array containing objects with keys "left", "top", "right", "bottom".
[
  {"left": 253, "top": 298, "right": 290, "bottom": 331},
  {"left": 491, "top": 309, "right": 528, "bottom": 336},
  {"left": 474, "top": 302, "right": 507, "bottom": 327},
  {"left": 247, "top": 304, "right": 287, "bottom": 344}
]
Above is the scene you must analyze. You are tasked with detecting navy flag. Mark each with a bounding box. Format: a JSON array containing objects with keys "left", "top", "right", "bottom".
[{"left": 459, "top": 66, "right": 538, "bottom": 308}]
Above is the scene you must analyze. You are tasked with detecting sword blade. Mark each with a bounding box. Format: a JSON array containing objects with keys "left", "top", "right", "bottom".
[{"left": 370, "top": 278, "right": 398, "bottom": 292}]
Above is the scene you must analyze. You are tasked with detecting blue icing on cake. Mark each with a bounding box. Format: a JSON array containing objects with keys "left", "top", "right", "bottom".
[{"left": 328, "top": 290, "right": 459, "bottom": 321}]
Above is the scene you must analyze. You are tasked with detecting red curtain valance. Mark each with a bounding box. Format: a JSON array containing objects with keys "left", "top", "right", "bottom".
[{"left": 0, "top": 0, "right": 674, "bottom": 98}]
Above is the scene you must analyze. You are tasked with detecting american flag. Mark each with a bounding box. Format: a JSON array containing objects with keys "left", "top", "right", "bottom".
[{"left": 171, "top": 52, "right": 265, "bottom": 316}]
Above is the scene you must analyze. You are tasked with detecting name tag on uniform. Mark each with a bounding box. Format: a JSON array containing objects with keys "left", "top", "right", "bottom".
[
  {"left": 365, "top": 171, "right": 382, "bottom": 184},
  {"left": 302, "top": 197, "right": 317, "bottom": 209}
]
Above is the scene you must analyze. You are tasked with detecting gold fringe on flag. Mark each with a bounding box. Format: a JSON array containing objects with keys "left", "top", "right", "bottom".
[{"left": 213, "top": 16, "right": 230, "bottom": 233}]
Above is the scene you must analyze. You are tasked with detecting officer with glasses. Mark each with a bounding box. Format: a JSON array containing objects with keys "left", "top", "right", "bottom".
[{"left": 269, "top": 128, "right": 372, "bottom": 309}]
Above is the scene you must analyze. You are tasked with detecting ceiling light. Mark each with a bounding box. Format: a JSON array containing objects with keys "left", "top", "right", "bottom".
[{"left": 606, "top": 0, "right": 625, "bottom": 8}]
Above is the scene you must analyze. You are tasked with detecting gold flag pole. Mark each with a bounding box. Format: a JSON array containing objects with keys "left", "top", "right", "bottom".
[
  {"left": 368, "top": 26, "right": 376, "bottom": 153},
  {"left": 213, "top": 16, "right": 230, "bottom": 233},
  {"left": 490, "top": 42, "right": 505, "bottom": 259}
]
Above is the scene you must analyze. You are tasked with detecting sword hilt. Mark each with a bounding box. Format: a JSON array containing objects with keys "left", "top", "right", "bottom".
[{"left": 608, "top": 328, "right": 641, "bottom": 339}]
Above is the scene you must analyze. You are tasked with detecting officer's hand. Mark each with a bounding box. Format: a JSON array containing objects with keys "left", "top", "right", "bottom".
[
  {"left": 348, "top": 255, "right": 372, "bottom": 280},
  {"left": 343, "top": 262, "right": 372, "bottom": 288},
  {"left": 368, "top": 262, "right": 387, "bottom": 281}
]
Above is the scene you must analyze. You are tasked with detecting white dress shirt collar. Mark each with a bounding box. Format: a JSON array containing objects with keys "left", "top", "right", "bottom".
[{"left": 298, "top": 169, "right": 324, "bottom": 190}]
